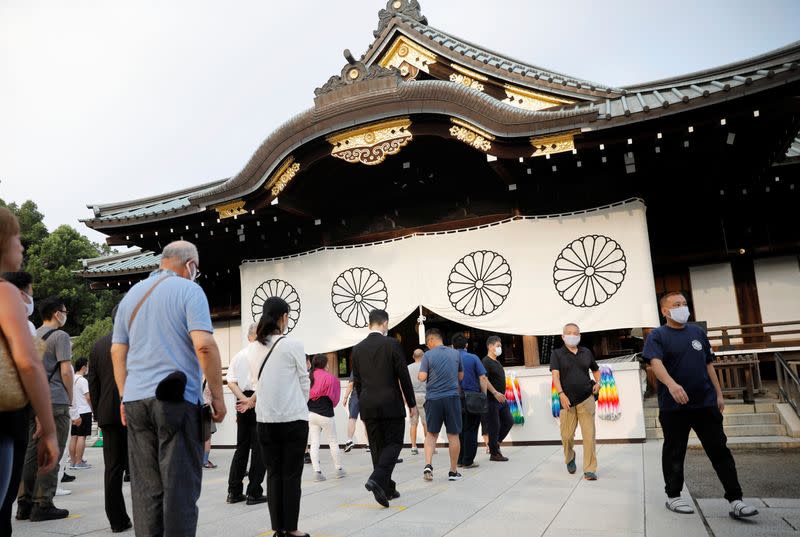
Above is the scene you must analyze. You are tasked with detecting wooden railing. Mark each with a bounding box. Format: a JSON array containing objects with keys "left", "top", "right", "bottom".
[{"left": 707, "top": 320, "right": 800, "bottom": 351}]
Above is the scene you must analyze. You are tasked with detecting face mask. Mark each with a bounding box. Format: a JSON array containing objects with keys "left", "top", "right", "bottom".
[
  {"left": 668, "top": 306, "right": 691, "bottom": 324},
  {"left": 494, "top": 346, "right": 502, "bottom": 357},
  {"left": 186, "top": 261, "right": 199, "bottom": 282},
  {"left": 563, "top": 335, "right": 581, "bottom": 347},
  {"left": 23, "top": 294, "right": 34, "bottom": 318},
  {"left": 58, "top": 311, "right": 68, "bottom": 327}
]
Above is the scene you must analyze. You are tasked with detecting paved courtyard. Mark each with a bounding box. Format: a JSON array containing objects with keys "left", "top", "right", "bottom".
[{"left": 11, "top": 440, "right": 787, "bottom": 537}]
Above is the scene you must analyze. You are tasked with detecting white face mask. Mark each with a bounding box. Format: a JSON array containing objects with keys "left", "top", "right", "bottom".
[
  {"left": 186, "top": 260, "right": 199, "bottom": 282},
  {"left": 563, "top": 334, "right": 581, "bottom": 347},
  {"left": 23, "top": 293, "right": 34, "bottom": 318},
  {"left": 494, "top": 346, "right": 502, "bottom": 357},
  {"left": 57, "top": 311, "right": 68, "bottom": 327},
  {"left": 668, "top": 306, "right": 691, "bottom": 325}
]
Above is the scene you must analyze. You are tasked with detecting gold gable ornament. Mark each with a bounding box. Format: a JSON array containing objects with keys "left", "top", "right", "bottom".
[
  {"left": 266, "top": 157, "right": 301, "bottom": 197},
  {"left": 214, "top": 200, "right": 247, "bottom": 220},
  {"left": 328, "top": 118, "right": 413, "bottom": 166},
  {"left": 530, "top": 131, "right": 579, "bottom": 157},
  {"left": 449, "top": 118, "right": 494, "bottom": 152}
]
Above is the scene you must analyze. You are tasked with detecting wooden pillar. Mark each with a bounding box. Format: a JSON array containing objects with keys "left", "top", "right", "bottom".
[
  {"left": 523, "top": 336, "right": 540, "bottom": 367},
  {"left": 324, "top": 352, "right": 339, "bottom": 376},
  {"left": 731, "top": 258, "right": 768, "bottom": 343}
]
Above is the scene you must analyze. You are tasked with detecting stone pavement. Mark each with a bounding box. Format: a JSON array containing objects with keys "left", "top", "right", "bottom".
[{"left": 9, "top": 440, "right": 781, "bottom": 537}]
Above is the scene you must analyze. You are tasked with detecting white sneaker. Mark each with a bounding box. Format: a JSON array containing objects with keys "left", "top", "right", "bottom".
[
  {"left": 344, "top": 440, "right": 354, "bottom": 453},
  {"left": 336, "top": 468, "right": 347, "bottom": 479},
  {"left": 55, "top": 488, "right": 71, "bottom": 496},
  {"left": 314, "top": 471, "right": 326, "bottom": 482}
]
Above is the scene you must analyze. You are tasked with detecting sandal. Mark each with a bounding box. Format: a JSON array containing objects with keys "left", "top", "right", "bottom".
[
  {"left": 729, "top": 500, "right": 758, "bottom": 519},
  {"left": 665, "top": 497, "right": 694, "bottom": 514}
]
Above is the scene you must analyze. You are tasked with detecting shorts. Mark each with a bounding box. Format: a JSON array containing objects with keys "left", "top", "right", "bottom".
[
  {"left": 424, "top": 396, "right": 462, "bottom": 435},
  {"left": 348, "top": 394, "right": 360, "bottom": 420},
  {"left": 71, "top": 412, "right": 92, "bottom": 436},
  {"left": 409, "top": 393, "right": 426, "bottom": 426}
]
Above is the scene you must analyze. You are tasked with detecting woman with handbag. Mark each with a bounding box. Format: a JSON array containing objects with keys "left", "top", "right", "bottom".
[
  {"left": 248, "top": 296, "right": 311, "bottom": 537},
  {"left": 0, "top": 207, "right": 59, "bottom": 533}
]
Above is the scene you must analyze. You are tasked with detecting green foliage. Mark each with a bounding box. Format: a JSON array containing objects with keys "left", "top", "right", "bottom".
[
  {"left": 0, "top": 198, "right": 119, "bottom": 336},
  {"left": 72, "top": 316, "right": 113, "bottom": 360}
]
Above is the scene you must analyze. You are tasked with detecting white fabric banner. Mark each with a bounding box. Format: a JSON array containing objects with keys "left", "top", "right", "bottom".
[{"left": 240, "top": 199, "right": 659, "bottom": 354}]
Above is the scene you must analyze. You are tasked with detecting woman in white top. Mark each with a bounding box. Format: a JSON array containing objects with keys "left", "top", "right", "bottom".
[{"left": 247, "top": 296, "right": 310, "bottom": 537}]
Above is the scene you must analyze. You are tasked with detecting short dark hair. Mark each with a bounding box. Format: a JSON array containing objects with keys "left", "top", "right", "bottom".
[
  {"left": 256, "top": 296, "right": 290, "bottom": 344},
  {"left": 563, "top": 323, "right": 580, "bottom": 333},
  {"left": 1, "top": 271, "right": 32, "bottom": 291},
  {"left": 38, "top": 296, "right": 65, "bottom": 321},
  {"left": 452, "top": 333, "right": 467, "bottom": 349},
  {"left": 74, "top": 357, "right": 88, "bottom": 371},
  {"left": 659, "top": 291, "right": 685, "bottom": 309},
  {"left": 486, "top": 335, "right": 501, "bottom": 348},
  {"left": 368, "top": 309, "right": 389, "bottom": 326},
  {"left": 425, "top": 327, "right": 442, "bottom": 341}
]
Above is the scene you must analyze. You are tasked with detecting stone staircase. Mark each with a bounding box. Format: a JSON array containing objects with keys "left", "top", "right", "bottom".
[{"left": 645, "top": 402, "right": 800, "bottom": 448}]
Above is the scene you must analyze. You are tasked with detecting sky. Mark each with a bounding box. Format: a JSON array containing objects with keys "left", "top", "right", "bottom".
[{"left": 1, "top": 0, "right": 799, "bottom": 244}]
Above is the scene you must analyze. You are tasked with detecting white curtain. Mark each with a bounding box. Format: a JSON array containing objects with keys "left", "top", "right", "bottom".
[{"left": 240, "top": 199, "right": 659, "bottom": 354}]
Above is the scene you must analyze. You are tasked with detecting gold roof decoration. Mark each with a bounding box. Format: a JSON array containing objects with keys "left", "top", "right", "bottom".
[
  {"left": 266, "top": 157, "right": 301, "bottom": 196},
  {"left": 530, "top": 130, "right": 580, "bottom": 157},
  {"left": 449, "top": 64, "right": 487, "bottom": 92},
  {"left": 449, "top": 118, "right": 494, "bottom": 152},
  {"left": 214, "top": 200, "right": 247, "bottom": 219},
  {"left": 504, "top": 84, "right": 576, "bottom": 111},
  {"left": 379, "top": 35, "right": 436, "bottom": 79},
  {"left": 328, "top": 117, "right": 413, "bottom": 166}
]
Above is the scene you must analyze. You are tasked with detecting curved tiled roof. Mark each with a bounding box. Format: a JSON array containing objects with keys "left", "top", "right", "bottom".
[{"left": 77, "top": 249, "right": 160, "bottom": 277}]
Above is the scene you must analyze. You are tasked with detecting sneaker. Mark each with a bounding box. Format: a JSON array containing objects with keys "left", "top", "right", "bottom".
[
  {"left": 337, "top": 468, "right": 347, "bottom": 479},
  {"left": 61, "top": 473, "right": 76, "bottom": 483},
  {"left": 365, "top": 446, "right": 371, "bottom": 453},
  {"left": 396, "top": 458, "right": 403, "bottom": 464},
  {"left": 448, "top": 471, "right": 463, "bottom": 481},
  {"left": 314, "top": 471, "right": 326, "bottom": 482},
  {"left": 304, "top": 453, "right": 312, "bottom": 464},
  {"left": 567, "top": 457, "right": 577, "bottom": 474},
  {"left": 489, "top": 453, "right": 509, "bottom": 462},
  {"left": 410, "top": 447, "right": 418, "bottom": 455},
  {"left": 344, "top": 440, "right": 354, "bottom": 453},
  {"left": 583, "top": 472, "right": 597, "bottom": 481},
  {"left": 70, "top": 461, "right": 92, "bottom": 470},
  {"left": 423, "top": 464, "right": 433, "bottom": 481},
  {"left": 55, "top": 488, "right": 71, "bottom": 496},
  {"left": 30, "top": 504, "right": 69, "bottom": 521}
]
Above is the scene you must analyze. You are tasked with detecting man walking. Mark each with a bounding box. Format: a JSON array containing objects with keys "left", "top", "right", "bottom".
[
  {"left": 17, "top": 297, "right": 73, "bottom": 521},
  {"left": 550, "top": 323, "right": 600, "bottom": 480},
  {"left": 111, "top": 241, "right": 226, "bottom": 536},
  {"left": 643, "top": 292, "right": 757, "bottom": 519},
  {"left": 482, "top": 336, "right": 513, "bottom": 462},
  {"left": 225, "top": 323, "right": 267, "bottom": 505},
  {"left": 406, "top": 349, "right": 427, "bottom": 455},
  {"left": 87, "top": 304, "right": 132, "bottom": 533},
  {"left": 419, "top": 328, "right": 463, "bottom": 482},
  {"left": 453, "top": 334, "right": 487, "bottom": 469},
  {"left": 68, "top": 358, "right": 93, "bottom": 470},
  {"left": 351, "top": 309, "right": 417, "bottom": 507}
]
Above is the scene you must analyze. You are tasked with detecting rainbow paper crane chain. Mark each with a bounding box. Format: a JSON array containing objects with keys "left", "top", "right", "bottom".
[
  {"left": 504, "top": 373, "right": 525, "bottom": 424},
  {"left": 550, "top": 380, "right": 561, "bottom": 419},
  {"left": 597, "top": 365, "right": 621, "bottom": 421}
]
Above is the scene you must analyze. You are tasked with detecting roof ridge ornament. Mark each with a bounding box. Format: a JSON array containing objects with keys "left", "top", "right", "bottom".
[
  {"left": 374, "top": 0, "right": 427, "bottom": 38},
  {"left": 314, "top": 48, "right": 400, "bottom": 98}
]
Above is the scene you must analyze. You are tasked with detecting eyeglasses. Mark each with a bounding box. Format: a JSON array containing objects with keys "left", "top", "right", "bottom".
[{"left": 59, "top": 309, "right": 69, "bottom": 314}]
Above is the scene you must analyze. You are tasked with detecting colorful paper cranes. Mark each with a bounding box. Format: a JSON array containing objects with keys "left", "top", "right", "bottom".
[
  {"left": 550, "top": 380, "right": 561, "bottom": 419},
  {"left": 504, "top": 373, "right": 525, "bottom": 424},
  {"left": 597, "top": 365, "right": 621, "bottom": 421}
]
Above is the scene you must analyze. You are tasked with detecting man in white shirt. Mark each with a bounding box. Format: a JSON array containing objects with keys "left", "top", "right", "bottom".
[
  {"left": 225, "top": 323, "right": 267, "bottom": 505},
  {"left": 68, "top": 358, "right": 92, "bottom": 470}
]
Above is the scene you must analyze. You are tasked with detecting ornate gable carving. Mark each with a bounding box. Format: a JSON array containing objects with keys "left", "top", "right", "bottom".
[
  {"left": 374, "top": 0, "right": 427, "bottom": 38},
  {"left": 314, "top": 49, "right": 401, "bottom": 98}
]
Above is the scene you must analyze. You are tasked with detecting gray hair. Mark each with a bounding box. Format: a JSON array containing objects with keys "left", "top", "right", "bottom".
[
  {"left": 413, "top": 349, "right": 424, "bottom": 358},
  {"left": 563, "top": 323, "right": 580, "bottom": 333},
  {"left": 247, "top": 322, "right": 258, "bottom": 338},
  {"left": 161, "top": 241, "right": 199, "bottom": 264}
]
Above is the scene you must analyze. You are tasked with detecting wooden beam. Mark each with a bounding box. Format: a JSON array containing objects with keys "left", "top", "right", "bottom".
[{"left": 523, "top": 336, "right": 540, "bottom": 367}]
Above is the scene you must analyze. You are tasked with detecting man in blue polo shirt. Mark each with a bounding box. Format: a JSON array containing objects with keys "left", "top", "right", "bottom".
[
  {"left": 452, "top": 334, "right": 487, "bottom": 469},
  {"left": 419, "top": 328, "right": 463, "bottom": 482},
  {"left": 643, "top": 291, "right": 757, "bottom": 520}
]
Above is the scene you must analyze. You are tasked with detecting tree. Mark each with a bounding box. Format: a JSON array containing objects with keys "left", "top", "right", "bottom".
[
  {"left": 71, "top": 316, "right": 113, "bottom": 360},
  {"left": 0, "top": 198, "right": 119, "bottom": 336}
]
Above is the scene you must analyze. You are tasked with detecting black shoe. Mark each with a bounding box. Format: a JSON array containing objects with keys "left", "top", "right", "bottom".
[
  {"left": 304, "top": 453, "right": 312, "bottom": 464},
  {"left": 30, "top": 504, "right": 69, "bottom": 521},
  {"left": 448, "top": 471, "right": 463, "bottom": 481},
  {"left": 15, "top": 501, "right": 31, "bottom": 520},
  {"left": 365, "top": 479, "right": 389, "bottom": 507},
  {"left": 123, "top": 472, "right": 131, "bottom": 483},
  {"left": 390, "top": 490, "right": 401, "bottom": 499},
  {"left": 396, "top": 458, "right": 403, "bottom": 464},
  {"left": 489, "top": 453, "right": 509, "bottom": 462},
  {"left": 226, "top": 493, "right": 246, "bottom": 504},
  {"left": 246, "top": 495, "right": 267, "bottom": 505},
  {"left": 111, "top": 520, "right": 133, "bottom": 533},
  {"left": 61, "top": 473, "right": 76, "bottom": 483}
]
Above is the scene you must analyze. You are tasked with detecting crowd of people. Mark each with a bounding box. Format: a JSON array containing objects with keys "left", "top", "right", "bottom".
[{"left": 0, "top": 207, "right": 760, "bottom": 537}]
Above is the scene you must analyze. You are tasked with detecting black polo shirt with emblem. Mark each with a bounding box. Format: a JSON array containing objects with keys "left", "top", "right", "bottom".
[
  {"left": 549, "top": 346, "right": 599, "bottom": 406},
  {"left": 642, "top": 324, "right": 716, "bottom": 412}
]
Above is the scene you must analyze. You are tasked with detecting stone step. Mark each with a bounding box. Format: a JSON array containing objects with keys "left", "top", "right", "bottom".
[
  {"left": 646, "top": 423, "right": 787, "bottom": 440},
  {"left": 688, "top": 435, "right": 800, "bottom": 450},
  {"left": 643, "top": 402, "right": 776, "bottom": 419},
  {"left": 647, "top": 412, "right": 781, "bottom": 429}
]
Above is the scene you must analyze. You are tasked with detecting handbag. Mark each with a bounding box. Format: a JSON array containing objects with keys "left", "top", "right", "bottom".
[{"left": 464, "top": 391, "right": 488, "bottom": 415}]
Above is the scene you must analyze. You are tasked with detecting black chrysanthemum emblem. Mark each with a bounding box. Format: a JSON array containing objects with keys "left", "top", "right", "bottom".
[
  {"left": 553, "top": 235, "right": 626, "bottom": 307},
  {"left": 331, "top": 267, "right": 388, "bottom": 328},
  {"left": 447, "top": 250, "right": 512, "bottom": 316},
  {"left": 251, "top": 279, "right": 301, "bottom": 333}
]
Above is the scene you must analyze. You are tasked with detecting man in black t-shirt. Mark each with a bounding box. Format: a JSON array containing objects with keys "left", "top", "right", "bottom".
[
  {"left": 481, "top": 336, "right": 514, "bottom": 462},
  {"left": 643, "top": 292, "right": 757, "bottom": 520},
  {"left": 550, "top": 323, "right": 600, "bottom": 480}
]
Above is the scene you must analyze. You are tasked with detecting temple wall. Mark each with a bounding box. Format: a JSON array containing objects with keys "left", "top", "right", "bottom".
[
  {"left": 212, "top": 320, "right": 242, "bottom": 368},
  {"left": 754, "top": 256, "right": 800, "bottom": 341},
  {"left": 689, "top": 263, "right": 741, "bottom": 334}
]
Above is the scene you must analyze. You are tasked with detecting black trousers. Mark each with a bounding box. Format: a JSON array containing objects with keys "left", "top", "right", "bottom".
[
  {"left": 485, "top": 398, "right": 513, "bottom": 455},
  {"left": 228, "top": 404, "right": 265, "bottom": 497},
  {"left": 0, "top": 406, "right": 30, "bottom": 537},
  {"left": 101, "top": 424, "right": 131, "bottom": 531},
  {"left": 659, "top": 406, "right": 743, "bottom": 502},
  {"left": 458, "top": 411, "right": 482, "bottom": 466},
  {"left": 258, "top": 420, "right": 308, "bottom": 533},
  {"left": 363, "top": 418, "right": 404, "bottom": 496}
]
